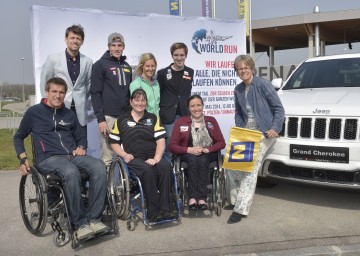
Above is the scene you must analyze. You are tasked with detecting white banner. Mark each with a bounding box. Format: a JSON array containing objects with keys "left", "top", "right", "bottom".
[{"left": 31, "top": 5, "right": 246, "bottom": 157}]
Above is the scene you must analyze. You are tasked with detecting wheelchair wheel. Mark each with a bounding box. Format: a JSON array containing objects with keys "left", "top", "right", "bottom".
[
  {"left": 174, "top": 159, "right": 186, "bottom": 211},
  {"left": 19, "top": 167, "right": 48, "bottom": 236},
  {"left": 108, "top": 158, "right": 130, "bottom": 219},
  {"left": 127, "top": 220, "right": 135, "bottom": 231},
  {"left": 53, "top": 228, "right": 70, "bottom": 247}
]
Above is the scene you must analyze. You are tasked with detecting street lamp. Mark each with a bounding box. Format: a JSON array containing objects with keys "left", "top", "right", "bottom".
[{"left": 21, "top": 57, "right": 25, "bottom": 102}]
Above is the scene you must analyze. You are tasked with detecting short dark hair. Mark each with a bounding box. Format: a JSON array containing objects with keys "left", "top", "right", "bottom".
[
  {"left": 130, "top": 88, "right": 147, "bottom": 101},
  {"left": 187, "top": 94, "right": 203, "bottom": 107},
  {"left": 45, "top": 77, "right": 68, "bottom": 93},
  {"left": 170, "top": 42, "right": 188, "bottom": 56},
  {"left": 65, "top": 24, "right": 85, "bottom": 41}
]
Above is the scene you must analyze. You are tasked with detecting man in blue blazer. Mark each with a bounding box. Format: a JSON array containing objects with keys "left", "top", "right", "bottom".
[{"left": 40, "top": 24, "right": 92, "bottom": 133}]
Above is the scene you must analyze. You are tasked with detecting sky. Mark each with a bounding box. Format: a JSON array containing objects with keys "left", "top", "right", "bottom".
[{"left": 1, "top": 0, "right": 359, "bottom": 84}]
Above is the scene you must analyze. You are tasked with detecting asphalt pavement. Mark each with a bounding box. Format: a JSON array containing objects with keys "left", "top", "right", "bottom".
[{"left": 2, "top": 170, "right": 360, "bottom": 256}]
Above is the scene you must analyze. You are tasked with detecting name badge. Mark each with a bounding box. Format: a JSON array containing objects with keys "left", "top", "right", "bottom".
[
  {"left": 180, "top": 126, "right": 188, "bottom": 132},
  {"left": 127, "top": 121, "right": 136, "bottom": 127}
]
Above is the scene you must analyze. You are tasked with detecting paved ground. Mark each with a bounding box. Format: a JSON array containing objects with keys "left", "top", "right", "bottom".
[{"left": 2, "top": 170, "right": 360, "bottom": 256}]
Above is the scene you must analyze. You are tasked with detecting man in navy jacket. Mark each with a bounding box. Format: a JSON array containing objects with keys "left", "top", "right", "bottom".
[{"left": 14, "top": 77, "right": 109, "bottom": 241}]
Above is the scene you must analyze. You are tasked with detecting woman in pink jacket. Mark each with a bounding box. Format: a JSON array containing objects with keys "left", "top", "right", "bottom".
[{"left": 170, "top": 95, "right": 225, "bottom": 210}]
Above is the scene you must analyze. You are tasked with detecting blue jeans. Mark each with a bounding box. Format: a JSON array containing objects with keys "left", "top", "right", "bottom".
[
  {"left": 164, "top": 115, "right": 181, "bottom": 163},
  {"left": 38, "top": 155, "right": 107, "bottom": 229}
]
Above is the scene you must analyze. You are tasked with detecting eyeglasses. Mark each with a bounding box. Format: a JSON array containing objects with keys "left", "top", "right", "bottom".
[{"left": 237, "top": 67, "right": 251, "bottom": 72}]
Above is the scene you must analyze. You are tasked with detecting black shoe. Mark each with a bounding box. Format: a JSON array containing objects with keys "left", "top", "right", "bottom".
[
  {"left": 198, "top": 203, "right": 207, "bottom": 210},
  {"left": 148, "top": 213, "right": 163, "bottom": 223},
  {"left": 163, "top": 212, "right": 177, "bottom": 220},
  {"left": 224, "top": 204, "right": 235, "bottom": 210},
  {"left": 188, "top": 203, "right": 198, "bottom": 210},
  {"left": 227, "top": 212, "right": 242, "bottom": 224}
]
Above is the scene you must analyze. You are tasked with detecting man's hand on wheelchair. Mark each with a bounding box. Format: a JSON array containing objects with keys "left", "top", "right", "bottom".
[{"left": 19, "top": 160, "right": 30, "bottom": 176}]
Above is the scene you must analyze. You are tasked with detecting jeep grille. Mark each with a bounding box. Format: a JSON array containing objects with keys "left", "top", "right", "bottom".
[
  {"left": 267, "top": 161, "right": 360, "bottom": 185},
  {"left": 280, "top": 117, "right": 359, "bottom": 140}
]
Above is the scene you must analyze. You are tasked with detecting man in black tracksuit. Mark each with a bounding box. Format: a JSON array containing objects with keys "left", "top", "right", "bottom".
[
  {"left": 90, "top": 32, "right": 133, "bottom": 166},
  {"left": 157, "top": 42, "right": 194, "bottom": 162}
]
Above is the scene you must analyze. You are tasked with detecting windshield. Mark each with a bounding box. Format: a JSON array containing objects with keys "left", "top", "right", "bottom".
[{"left": 282, "top": 57, "right": 360, "bottom": 90}]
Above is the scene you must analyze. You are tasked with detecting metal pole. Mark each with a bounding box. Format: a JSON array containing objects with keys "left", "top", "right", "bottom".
[
  {"left": 212, "top": 0, "right": 216, "bottom": 18},
  {"left": 21, "top": 57, "right": 25, "bottom": 102},
  {"left": 0, "top": 82, "right": 2, "bottom": 112},
  {"left": 249, "top": 0, "right": 254, "bottom": 57},
  {"left": 179, "top": 0, "right": 183, "bottom": 16},
  {"left": 313, "top": 6, "right": 320, "bottom": 57}
]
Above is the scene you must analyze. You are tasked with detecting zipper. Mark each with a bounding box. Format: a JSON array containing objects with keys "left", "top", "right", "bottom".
[{"left": 53, "top": 108, "right": 69, "bottom": 154}]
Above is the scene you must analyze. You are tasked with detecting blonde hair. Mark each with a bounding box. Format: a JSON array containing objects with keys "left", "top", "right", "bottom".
[
  {"left": 234, "top": 54, "right": 256, "bottom": 74},
  {"left": 135, "top": 53, "right": 157, "bottom": 76}
]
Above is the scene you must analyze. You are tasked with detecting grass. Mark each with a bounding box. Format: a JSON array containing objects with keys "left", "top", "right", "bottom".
[{"left": 0, "top": 129, "right": 33, "bottom": 170}]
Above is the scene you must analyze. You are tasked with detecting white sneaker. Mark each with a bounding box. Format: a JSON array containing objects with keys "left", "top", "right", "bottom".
[
  {"left": 89, "top": 221, "right": 110, "bottom": 234},
  {"left": 76, "top": 224, "right": 94, "bottom": 240}
]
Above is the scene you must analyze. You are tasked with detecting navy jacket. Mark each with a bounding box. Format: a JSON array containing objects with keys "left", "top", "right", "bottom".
[
  {"left": 91, "top": 51, "right": 133, "bottom": 123},
  {"left": 157, "top": 64, "right": 194, "bottom": 124},
  {"left": 13, "top": 99, "right": 86, "bottom": 164}
]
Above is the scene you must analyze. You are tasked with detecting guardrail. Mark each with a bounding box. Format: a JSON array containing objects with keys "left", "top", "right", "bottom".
[{"left": 0, "top": 112, "right": 22, "bottom": 135}]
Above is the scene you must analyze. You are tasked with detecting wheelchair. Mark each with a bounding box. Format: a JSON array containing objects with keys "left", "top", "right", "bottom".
[
  {"left": 19, "top": 165, "right": 119, "bottom": 248},
  {"left": 173, "top": 151, "right": 226, "bottom": 216},
  {"left": 108, "top": 157, "right": 182, "bottom": 231}
]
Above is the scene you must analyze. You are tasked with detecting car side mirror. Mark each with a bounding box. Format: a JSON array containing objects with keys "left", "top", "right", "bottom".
[{"left": 271, "top": 78, "right": 283, "bottom": 90}]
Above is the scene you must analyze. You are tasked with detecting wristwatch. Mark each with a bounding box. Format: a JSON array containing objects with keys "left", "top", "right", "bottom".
[{"left": 20, "top": 157, "right": 28, "bottom": 166}]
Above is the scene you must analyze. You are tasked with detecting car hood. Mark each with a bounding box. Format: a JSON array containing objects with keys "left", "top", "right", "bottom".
[{"left": 278, "top": 87, "right": 360, "bottom": 117}]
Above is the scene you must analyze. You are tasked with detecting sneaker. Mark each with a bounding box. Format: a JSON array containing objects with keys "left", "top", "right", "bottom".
[
  {"left": 76, "top": 224, "right": 94, "bottom": 240},
  {"left": 89, "top": 221, "right": 110, "bottom": 234}
]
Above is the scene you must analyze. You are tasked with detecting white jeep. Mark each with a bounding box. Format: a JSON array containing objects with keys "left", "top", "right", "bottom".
[{"left": 260, "top": 53, "right": 360, "bottom": 188}]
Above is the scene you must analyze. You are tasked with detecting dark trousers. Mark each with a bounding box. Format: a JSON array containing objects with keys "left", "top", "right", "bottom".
[
  {"left": 181, "top": 152, "right": 218, "bottom": 201},
  {"left": 127, "top": 158, "right": 173, "bottom": 218}
]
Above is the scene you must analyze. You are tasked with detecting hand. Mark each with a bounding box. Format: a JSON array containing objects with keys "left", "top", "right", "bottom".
[
  {"left": 123, "top": 153, "right": 134, "bottom": 163},
  {"left": 202, "top": 148, "right": 210, "bottom": 154},
  {"left": 98, "top": 121, "right": 109, "bottom": 137},
  {"left": 19, "top": 160, "right": 30, "bottom": 176},
  {"left": 145, "top": 158, "right": 157, "bottom": 166},
  {"left": 73, "top": 146, "right": 86, "bottom": 156},
  {"left": 188, "top": 146, "right": 203, "bottom": 156},
  {"left": 266, "top": 129, "right": 279, "bottom": 138}
]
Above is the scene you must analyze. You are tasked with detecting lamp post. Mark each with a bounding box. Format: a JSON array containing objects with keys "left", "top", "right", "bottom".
[
  {"left": 21, "top": 57, "right": 25, "bottom": 102},
  {"left": 0, "top": 82, "right": 2, "bottom": 112}
]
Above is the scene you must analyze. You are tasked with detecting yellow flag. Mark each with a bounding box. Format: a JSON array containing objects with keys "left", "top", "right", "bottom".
[
  {"left": 223, "top": 127, "right": 262, "bottom": 172},
  {"left": 237, "top": 0, "right": 249, "bottom": 36}
]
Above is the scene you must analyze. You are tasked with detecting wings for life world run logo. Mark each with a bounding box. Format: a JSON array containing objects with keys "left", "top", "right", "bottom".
[{"left": 191, "top": 29, "right": 237, "bottom": 54}]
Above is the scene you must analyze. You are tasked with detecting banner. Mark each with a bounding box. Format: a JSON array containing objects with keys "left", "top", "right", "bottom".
[
  {"left": 30, "top": 6, "right": 246, "bottom": 157},
  {"left": 237, "top": 0, "right": 249, "bottom": 36},
  {"left": 202, "top": 0, "right": 213, "bottom": 18},
  {"left": 223, "top": 127, "right": 262, "bottom": 172},
  {"left": 169, "top": 0, "right": 181, "bottom": 16}
]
